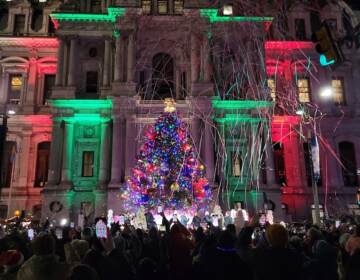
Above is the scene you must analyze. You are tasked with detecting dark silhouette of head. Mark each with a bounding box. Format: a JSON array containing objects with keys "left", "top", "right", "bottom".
[
  {"left": 70, "top": 264, "right": 99, "bottom": 280},
  {"left": 32, "top": 233, "right": 56, "bottom": 256}
]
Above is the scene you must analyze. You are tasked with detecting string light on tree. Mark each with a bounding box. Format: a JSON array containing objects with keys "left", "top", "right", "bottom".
[{"left": 122, "top": 99, "right": 211, "bottom": 211}]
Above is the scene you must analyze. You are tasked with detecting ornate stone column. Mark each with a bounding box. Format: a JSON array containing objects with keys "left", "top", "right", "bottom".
[
  {"left": 55, "top": 39, "right": 65, "bottom": 86},
  {"left": 67, "top": 37, "right": 78, "bottom": 87},
  {"left": 127, "top": 33, "right": 134, "bottom": 83},
  {"left": 60, "top": 121, "right": 74, "bottom": 186},
  {"left": 110, "top": 117, "right": 125, "bottom": 187},
  {"left": 62, "top": 39, "right": 69, "bottom": 86},
  {"left": 191, "top": 33, "right": 199, "bottom": 83},
  {"left": 203, "top": 119, "right": 215, "bottom": 183},
  {"left": 98, "top": 120, "right": 111, "bottom": 187},
  {"left": 264, "top": 124, "right": 277, "bottom": 186},
  {"left": 114, "top": 36, "right": 122, "bottom": 82},
  {"left": 25, "top": 58, "right": 37, "bottom": 107},
  {"left": 125, "top": 116, "right": 136, "bottom": 176},
  {"left": 47, "top": 120, "right": 63, "bottom": 185},
  {"left": 102, "top": 38, "right": 111, "bottom": 87},
  {"left": 203, "top": 37, "right": 211, "bottom": 82},
  {"left": 17, "top": 131, "right": 31, "bottom": 186}
]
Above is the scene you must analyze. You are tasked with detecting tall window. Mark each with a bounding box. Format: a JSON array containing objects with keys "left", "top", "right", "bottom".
[
  {"left": 0, "top": 205, "right": 7, "bottom": 219},
  {"left": 174, "top": 0, "right": 184, "bottom": 14},
  {"left": 142, "top": 0, "right": 151, "bottom": 14},
  {"left": 232, "top": 151, "right": 242, "bottom": 177},
  {"left": 267, "top": 78, "right": 276, "bottom": 101},
  {"left": 295, "top": 18, "right": 306, "bottom": 40},
  {"left": 332, "top": 78, "right": 345, "bottom": 104},
  {"left": 14, "top": 14, "right": 25, "bottom": 35},
  {"left": 8, "top": 74, "right": 22, "bottom": 104},
  {"left": 31, "top": 10, "right": 43, "bottom": 32},
  {"left": 43, "top": 74, "right": 55, "bottom": 105},
  {"left": 151, "top": 53, "right": 174, "bottom": 100},
  {"left": 339, "top": 141, "right": 358, "bottom": 187},
  {"left": 48, "top": 16, "right": 56, "bottom": 35},
  {"left": 1, "top": 141, "right": 16, "bottom": 188},
  {"left": 297, "top": 78, "right": 311, "bottom": 103},
  {"left": 34, "top": 142, "right": 50, "bottom": 188},
  {"left": 0, "top": 9, "right": 8, "bottom": 30},
  {"left": 82, "top": 151, "right": 94, "bottom": 177},
  {"left": 158, "top": 0, "right": 168, "bottom": 14},
  {"left": 273, "top": 143, "right": 286, "bottom": 185},
  {"left": 86, "top": 71, "right": 98, "bottom": 94}
]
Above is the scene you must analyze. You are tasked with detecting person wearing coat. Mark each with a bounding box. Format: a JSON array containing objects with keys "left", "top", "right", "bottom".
[{"left": 17, "top": 233, "right": 70, "bottom": 280}]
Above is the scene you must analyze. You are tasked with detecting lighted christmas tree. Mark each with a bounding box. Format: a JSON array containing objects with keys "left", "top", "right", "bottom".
[{"left": 122, "top": 99, "right": 211, "bottom": 211}]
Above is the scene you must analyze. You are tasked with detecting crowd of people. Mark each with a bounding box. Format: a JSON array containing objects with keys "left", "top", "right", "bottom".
[{"left": 0, "top": 212, "right": 360, "bottom": 280}]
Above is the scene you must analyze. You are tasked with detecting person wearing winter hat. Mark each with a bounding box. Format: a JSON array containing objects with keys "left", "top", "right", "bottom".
[{"left": 0, "top": 250, "right": 24, "bottom": 280}]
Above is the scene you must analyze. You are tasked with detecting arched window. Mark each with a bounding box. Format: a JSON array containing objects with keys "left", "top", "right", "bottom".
[
  {"left": 150, "top": 53, "right": 174, "bottom": 100},
  {"left": 339, "top": 141, "right": 358, "bottom": 186},
  {"left": 34, "top": 142, "right": 51, "bottom": 188}
]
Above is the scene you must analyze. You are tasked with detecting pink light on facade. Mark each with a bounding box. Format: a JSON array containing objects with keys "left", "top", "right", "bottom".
[
  {"left": 0, "top": 38, "right": 59, "bottom": 48},
  {"left": 265, "top": 41, "right": 314, "bottom": 50}
]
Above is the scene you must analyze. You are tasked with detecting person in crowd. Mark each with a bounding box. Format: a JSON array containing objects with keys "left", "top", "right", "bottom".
[
  {"left": 345, "top": 224, "right": 360, "bottom": 256},
  {"left": 82, "top": 236, "right": 117, "bottom": 280},
  {"left": 69, "top": 264, "right": 99, "bottom": 280},
  {"left": 17, "top": 233, "right": 70, "bottom": 280},
  {"left": 253, "top": 224, "right": 303, "bottom": 280},
  {"left": 0, "top": 250, "right": 24, "bottom": 280},
  {"left": 192, "top": 211, "right": 202, "bottom": 229},
  {"left": 167, "top": 223, "right": 194, "bottom": 280}
]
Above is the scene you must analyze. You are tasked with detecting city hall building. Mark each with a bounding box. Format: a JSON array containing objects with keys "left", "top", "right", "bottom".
[{"left": 0, "top": 0, "right": 360, "bottom": 223}]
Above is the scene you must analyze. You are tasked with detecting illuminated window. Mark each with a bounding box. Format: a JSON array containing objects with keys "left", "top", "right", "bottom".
[
  {"left": 142, "top": 0, "right": 151, "bottom": 15},
  {"left": 232, "top": 152, "right": 242, "bottom": 177},
  {"left": 8, "top": 74, "right": 22, "bottom": 104},
  {"left": 158, "top": 0, "right": 168, "bottom": 14},
  {"left": 174, "top": 0, "right": 183, "bottom": 14},
  {"left": 267, "top": 78, "right": 276, "bottom": 101},
  {"left": 332, "top": 78, "right": 345, "bottom": 104},
  {"left": 297, "top": 78, "right": 311, "bottom": 103},
  {"left": 223, "top": 5, "right": 233, "bottom": 16},
  {"left": 82, "top": 151, "right": 94, "bottom": 177}
]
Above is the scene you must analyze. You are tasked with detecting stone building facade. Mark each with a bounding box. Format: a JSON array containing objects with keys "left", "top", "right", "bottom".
[{"left": 0, "top": 0, "right": 359, "bottom": 223}]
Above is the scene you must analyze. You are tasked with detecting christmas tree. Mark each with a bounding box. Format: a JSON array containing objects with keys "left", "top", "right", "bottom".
[{"left": 122, "top": 99, "right": 211, "bottom": 211}]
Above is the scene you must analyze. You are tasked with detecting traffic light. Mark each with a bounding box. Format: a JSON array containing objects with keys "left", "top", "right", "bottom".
[{"left": 312, "top": 22, "right": 344, "bottom": 66}]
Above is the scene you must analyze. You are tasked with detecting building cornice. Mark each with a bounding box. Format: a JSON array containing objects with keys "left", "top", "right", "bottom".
[{"left": 0, "top": 37, "right": 59, "bottom": 48}]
